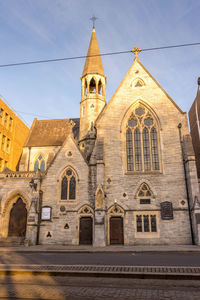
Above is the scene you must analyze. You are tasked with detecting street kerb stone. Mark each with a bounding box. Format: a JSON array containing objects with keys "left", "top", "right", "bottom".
[{"left": 0, "top": 264, "right": 200, "bottom": 279}]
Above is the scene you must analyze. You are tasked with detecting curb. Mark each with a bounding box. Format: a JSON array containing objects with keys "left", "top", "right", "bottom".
[{"left": 1, "top": 264, "right": 200, "bottom": 280}]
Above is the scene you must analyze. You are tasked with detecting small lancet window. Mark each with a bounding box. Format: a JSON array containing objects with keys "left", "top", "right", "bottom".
[
  {"left": 89, "top": 78, "right": 96, "bottom": 93},
  {"left": 61, "top": 168, "right": 76, "bottom": 200},
  {"left": 126, "top": 105, "right": 160, "bottom": 172},
  {"left": 34, "top": 155, "right": 45, "bottom": 171}
]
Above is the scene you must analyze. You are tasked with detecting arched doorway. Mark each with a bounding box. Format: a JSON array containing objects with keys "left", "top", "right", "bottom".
[
  {"left": 110, "top": 217, "right": 124, "bottom": 245},
  {"left": 8, "top": 198, "right": 27, "bottom": 237},
  {"left": 79, "top": 217, "right": 93, "bottom": 245},
  {"left": 108, "top": 204, "right": 124, "bottom": 245},
  {"left": 78, "top": 205, "right": 94, "bottom": 245}
]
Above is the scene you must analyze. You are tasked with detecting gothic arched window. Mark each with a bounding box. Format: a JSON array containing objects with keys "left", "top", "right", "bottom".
[
  {"left": 126, "top": 105, "right": 160, "bottom": 172},
  {"left": 61, "top": 168, "right": 76, "bottom": 200},
  {"left": 34, "top": 155, "right": 45, "bottom": 171}
]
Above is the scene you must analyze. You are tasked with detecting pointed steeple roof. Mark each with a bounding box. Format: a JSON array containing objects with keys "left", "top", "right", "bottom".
[
  {"left": 82, "top": 28, "right": 105, "bottom": 78},
  {"left": 195, "top": 77, "right": 200, "bottom": 102}
]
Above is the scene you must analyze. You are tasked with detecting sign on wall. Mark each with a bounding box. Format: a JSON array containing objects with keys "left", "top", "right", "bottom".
[
  {"left": 41, "top": 206, "right": 52, "bottom": 221},
  {"left": 160, "top": 201, "right": 173, "bottom": 220}
]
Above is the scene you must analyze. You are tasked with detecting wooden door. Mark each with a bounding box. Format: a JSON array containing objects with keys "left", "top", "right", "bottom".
[
  {"left": 110, "top": 217, "right": 124, "bottom": 245},
  {"left": 79, "top": 217, "right": 93, "bottom": 245},
  {"left": 8, "top": 198, "right": 27, "bottom": 237}
]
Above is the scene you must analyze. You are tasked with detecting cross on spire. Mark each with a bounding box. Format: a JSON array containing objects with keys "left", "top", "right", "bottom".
[{"left": 90, "top": 15, "right": 98, "bottom": 29}]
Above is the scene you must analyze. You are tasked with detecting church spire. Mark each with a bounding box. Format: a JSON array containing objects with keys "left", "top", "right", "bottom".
[
  {"left": 79, "top": 26, "right": 106, "bottom": 141},
  {"left": 82, "top": 27, "right": 105, "bottom": 78}
]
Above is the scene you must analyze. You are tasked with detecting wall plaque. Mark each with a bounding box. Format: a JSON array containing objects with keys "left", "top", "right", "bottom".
[
  {"left": 41, "top": 206, "right": 52, "bottom": 221},
  {"left": 160, "top": 201, "right": 173, "bottom": 220}
]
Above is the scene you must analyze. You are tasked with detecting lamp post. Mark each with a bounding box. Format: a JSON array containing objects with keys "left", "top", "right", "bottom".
[{"left": 29, "top": 171, "right": 42, "bottom": 245}]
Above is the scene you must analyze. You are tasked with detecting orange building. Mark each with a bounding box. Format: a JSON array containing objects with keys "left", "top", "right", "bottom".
[{"left": 0, "top": 98, "right": 29, "bottom": 171}]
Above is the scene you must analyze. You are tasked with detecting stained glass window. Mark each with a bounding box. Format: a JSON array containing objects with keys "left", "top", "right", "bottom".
[
  {"left": 136, "top": 214, "right": 158, "bottom": 233},
  {"left": 135, "top": 107, "right": 145, "bottom": 116},
  {"left": 126, "top": 129, "right": 133, "bottom": 171},
  {"left": 61, "top": 169, "right": 76, "bottom": 200},
  {"left": 34, "top": 155, "right": 45, "bottom": 171},
  {"left": 40, "top": 160, "right": 45, "bottom": 172},
  {"left": 69, "top": 176, "right": 76, "bottom": 199},
  {"left": 151, "top": 128, "right": 159, "bottom": 170},
  {"left": 144, "top": 215, "right": 149, "bottom": 232},
  {"left": 34, "top": 160, "right": 39, "bottom": 171},
  {"left": 143, "top": 128, "right": 151, "bottom": 171},
  {"left": 151, "top": 215, "right": 157, "bottom": 232},
  {"left": 134, "top": 129, "right": 142, "bottom": 171},
  {"left": 61, "top": 177, "right": 68, "bottom": 200},
  {"left": 126, "top": 105, "right": 160, "bottom": 172},
  {"left": 128, "top": 119, "right": 137, "bottom": 128},
  {"left": 137, "top": 215, "right": 142, "bottom": 232}
]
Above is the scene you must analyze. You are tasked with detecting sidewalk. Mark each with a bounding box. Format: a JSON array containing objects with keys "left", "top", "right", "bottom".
[{"left": 0, "top": 244, "right": 200, "bottom": 253}]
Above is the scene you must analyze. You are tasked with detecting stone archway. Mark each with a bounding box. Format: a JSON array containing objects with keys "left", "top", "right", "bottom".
[
  {"left": 8, "top": 198, "right": 27, "bottom": 237},
  {"left": 107, "top": 204, "right": 125, "bottom": 245},
  {"left": 78, "top": 205, "right": 94, "bottom": 245}
]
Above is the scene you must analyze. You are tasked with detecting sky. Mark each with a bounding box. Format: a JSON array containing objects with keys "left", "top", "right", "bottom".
[{"left": 0, "top": 0, "right": 199, "bottom": 127}]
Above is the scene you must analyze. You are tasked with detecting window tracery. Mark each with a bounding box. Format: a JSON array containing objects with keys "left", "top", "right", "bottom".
[
  {"left": 61, "top": 168, "right": 76, "bottom": 200},
  {"left": 79, "top": 205, "right": 93, "bottom": 215},
  {"left": 34, "top": 154, "right": 45, "bottom": 172},
  {"left": 126, "top": 105, "right": 160, "bottom": 172}
]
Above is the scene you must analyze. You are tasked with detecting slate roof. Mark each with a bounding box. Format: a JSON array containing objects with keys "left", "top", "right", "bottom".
[{"left": 25, "top": 118, "right": 79, "bottom": 147}]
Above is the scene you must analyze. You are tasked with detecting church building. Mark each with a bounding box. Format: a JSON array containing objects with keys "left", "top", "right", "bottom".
[{"left": 0, "top": 27, "right": 200, "bottom": 246}]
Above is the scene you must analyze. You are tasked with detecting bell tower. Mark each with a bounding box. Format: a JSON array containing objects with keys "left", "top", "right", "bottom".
[{"left": 79, "top": 25, "right": 106, "bottom": 141}]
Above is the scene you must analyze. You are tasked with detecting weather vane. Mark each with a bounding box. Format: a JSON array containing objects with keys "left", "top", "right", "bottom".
[{"left": 90, "top": 15, "right": 98, "bottom": 29}]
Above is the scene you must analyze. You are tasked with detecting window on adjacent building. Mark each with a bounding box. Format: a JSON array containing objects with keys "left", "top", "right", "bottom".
[
  {"left": 4, "top": 160, "right": 8, "bottom": 168},
  {"left": 1, "top": 135, "right": 6, "bottom": 151},
  {"left": 34, "top": 154, "right": 45, "bottom": 171},
  {"left": 4, "top": 113, "right": 8, "bottom": 127},
  {"left": 136, "top": 214, "right": 157, "bottom": 233},
  {"left": 0, "top": 109, "right": 3, "bottom": 121},
  {"left": 61, "top": 168, "right": 76, "bottom": 200},
  {"left": 6, "top": 138, "right": 10, "bottom": 153},
  {"left": 9, "top": 117, "right": 13, "bottom": 131},
  {"left": 126, "top": 105, "right": 160, "bottom": 172}
]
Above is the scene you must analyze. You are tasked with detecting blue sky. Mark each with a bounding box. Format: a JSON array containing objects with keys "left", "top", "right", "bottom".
[{"left": 0, "top": 0, "right": 199, "bottom": 127}]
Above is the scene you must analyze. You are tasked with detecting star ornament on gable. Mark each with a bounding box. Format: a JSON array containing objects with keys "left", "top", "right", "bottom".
[{"left": 131, "top": 46, "right": 142, "bottom": 59}]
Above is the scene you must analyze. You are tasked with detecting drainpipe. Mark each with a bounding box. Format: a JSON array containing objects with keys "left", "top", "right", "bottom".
[{"left": 178, "top": 123, "right": 194, "bottom": 244}]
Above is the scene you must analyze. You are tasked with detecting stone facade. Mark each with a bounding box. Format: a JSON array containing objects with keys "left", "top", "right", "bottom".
[{"left": 0, "top": 28, "right": 199, "bottom": 246}]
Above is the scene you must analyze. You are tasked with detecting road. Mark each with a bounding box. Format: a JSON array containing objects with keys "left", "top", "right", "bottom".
[
  {"left": 0, "top": 252, "right": 200, "bottom": 266},
  {"left": 0, "top": 274, "right": 200, "bottom": 299}
]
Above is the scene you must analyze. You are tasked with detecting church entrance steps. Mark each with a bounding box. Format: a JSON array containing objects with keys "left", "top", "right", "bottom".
[{"left": 0, "top": 264, "right": 200, "bottom": 280}]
